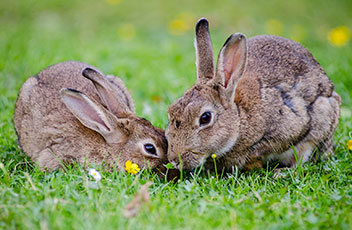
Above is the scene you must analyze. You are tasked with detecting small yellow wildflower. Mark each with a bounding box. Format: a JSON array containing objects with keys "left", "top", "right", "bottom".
[
  {"left": 265, "top": 19, "right": 283, "bottom": 36},
  {"left": 347, "top": 140, "right": 352, "bottom": 151},
  {"left": 328, "top": 26, "right": 350, "bottom": 47},
  {"left": 105, "top": 0, "right": 122, "bottom": 5},
  {"left": 125, "top": 160, "right": 141, "bottom": 175},
  {"left": 211, "top": 154, "right": 217, "bottom": 159},
  {"left": 168, "top": 12, "right": 194, "bottom": 36},
  {"left": 117, "top": 24, "right": 136, "bottom": 41},
  {"left": 168, "top": 19, "right": 187, "bottom": 36}
]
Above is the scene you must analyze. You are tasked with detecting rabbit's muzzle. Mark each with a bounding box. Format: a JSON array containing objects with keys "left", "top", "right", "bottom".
[{"left": 168, "top": 148, "right": 204, "bottom": 171}]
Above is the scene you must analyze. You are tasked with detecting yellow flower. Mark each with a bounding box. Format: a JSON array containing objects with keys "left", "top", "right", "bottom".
[
  {"left": 347, "top": 140, "right": 352, "bottom": 151},
  {"left": 125, "top": 160, "right": 141, "bottom": 175},
  {"left": 117, "top": 24, "right": 136, "bottom": 41},
  {"left": 211, "top": 154, "right": 217, "bottom": 159},
  {"left": 328, "top": 26, "right": 350, "bottom": 47},
  {"left": 265, "top": 19, "right": 283, "bottom": 36},
  {"left": 168, "top": 19, "right": 187, "bottom": 36},
  {"left": 168, "top": 12, "right": 194, "bottom": 36},
  {"left": 105, "top": 0, "right": 122, "bottom": 5}
]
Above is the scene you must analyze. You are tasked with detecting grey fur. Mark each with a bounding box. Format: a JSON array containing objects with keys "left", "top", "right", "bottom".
[
  {"left": 166, "top": 19, "right": 341, "bottom": 172},
  {"left": 14, "top": 61, "right": 168, "bottom": 171}
]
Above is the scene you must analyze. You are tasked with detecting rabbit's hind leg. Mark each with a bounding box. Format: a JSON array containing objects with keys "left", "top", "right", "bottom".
[
  {"left": 35, "top": 148, "right": 61, "bottom": 171},
  {"left": 278, "top": 141, "right": 316, "bottom": 168},
  {"left": 306, "top": 92, "right": 340, "bottom": 162},
  {"left": 272, "top": 141, "right": 315, "bottom": 179}
]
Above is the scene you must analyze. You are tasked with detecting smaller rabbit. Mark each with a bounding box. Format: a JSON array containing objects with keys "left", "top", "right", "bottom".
[
  {"left": 14, "top": 61, "right": 169, "bottom": 172},
  {"left": 166, "top": 18, "right": 341, "bottom": 172}
]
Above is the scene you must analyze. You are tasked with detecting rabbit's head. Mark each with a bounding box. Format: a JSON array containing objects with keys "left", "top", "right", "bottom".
[
  {"left": 166, "top": 18, "right": 248, "bottom": 170},
  {"left": 60, "top": 67, "right": 168, "bottom": 171}
]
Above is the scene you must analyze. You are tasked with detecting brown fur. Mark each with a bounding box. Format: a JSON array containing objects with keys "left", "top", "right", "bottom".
[
  {"left": 166, "top": 19, "right": 341, "bottom": 172},
  {"left": 14, "top": 61, "right": 169, "bottom": 171}
]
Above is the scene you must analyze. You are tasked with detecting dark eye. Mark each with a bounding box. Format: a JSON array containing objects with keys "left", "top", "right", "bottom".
[
  {"left": 199, "top": 111, "right": 212, "bottom": 126},
  {"left": 144, "top": 143, "right": 157, "bottom": 155}
]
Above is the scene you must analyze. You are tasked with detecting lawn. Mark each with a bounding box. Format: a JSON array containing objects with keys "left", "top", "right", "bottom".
[{"left": 1, "top": 0, "right": 352, "bottom": 229}]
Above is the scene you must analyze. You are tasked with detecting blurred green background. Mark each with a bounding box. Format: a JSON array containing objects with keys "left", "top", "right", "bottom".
[
  {"left": 1, "top": 0, "right": 351, "bottom": 128},
  {"left": 0, "top": 1, "right": 352, "bottom": 229}
]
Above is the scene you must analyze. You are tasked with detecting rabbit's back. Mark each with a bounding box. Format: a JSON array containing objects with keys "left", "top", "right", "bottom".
[
  {"left": 14, "top": 61, "right": 107, "bottom": 167},
  {"left": 237, "top": 35, "right": 333, "bottom": 106},
  {"left": 232, "top": 35, "right": 340, "bottom": 166}
]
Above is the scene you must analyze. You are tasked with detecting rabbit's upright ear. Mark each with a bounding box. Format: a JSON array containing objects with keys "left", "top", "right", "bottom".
[
  {"left": 195, "top": 18, "right": 214, "bottom": 84},
  {"left": 214, "top": 33, "right": 248, "bottom": 102},
  {"left": 60, "top": 88, "right": 128, "bottom": 144},
  {"left": 82, "top": 68, "right": 135, "bottom": 117}
]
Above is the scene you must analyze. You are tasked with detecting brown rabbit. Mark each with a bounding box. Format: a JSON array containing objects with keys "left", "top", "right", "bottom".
[
  {"left": 166, "top": 18, "right": 341, "bottom": 172},
  {"left": 14, "top": 61, "right": 169, "bottom": 172}
]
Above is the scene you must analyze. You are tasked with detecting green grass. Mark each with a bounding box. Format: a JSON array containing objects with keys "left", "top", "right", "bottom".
[{"left": 1, "top": 0, "right": 352, "bottom": 229}]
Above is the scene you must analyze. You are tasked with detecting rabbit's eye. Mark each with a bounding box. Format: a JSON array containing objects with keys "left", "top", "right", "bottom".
[
  {"left": 199, "top": 111, "right": 212, "bottom": 126},
  {"left": 144, "top": 143, "right": 157, "bottom": 156}
]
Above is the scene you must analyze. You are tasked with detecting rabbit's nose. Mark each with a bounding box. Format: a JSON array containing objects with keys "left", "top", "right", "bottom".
[
  {"left": 167, "top": 144, "right": 181, "bottom": 169},
  {"left": 171, "top": 161, "right": 179, "bottom": 169},
  {"left": 168, "top": 154, "right": 180, "bottom": 169},
  {"left": 168, "top": 156, "right": 179, "bottom": 166}
]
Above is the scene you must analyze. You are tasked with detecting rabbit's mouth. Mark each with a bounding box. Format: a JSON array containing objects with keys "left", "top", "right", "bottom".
[
  {"left": 171, "top": 161, "right": 179, "bottom": 169},
  {"left": 153, "top": 164, "right": 180, "bottom": 182},
  {"left": 169, "top": 151, "right": 205, "bottom": 171}
]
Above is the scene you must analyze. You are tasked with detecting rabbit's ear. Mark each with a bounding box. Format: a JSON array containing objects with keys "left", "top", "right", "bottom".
[
  {"left": 214, "top": 33, "right": 248, "bottom": 102},
  {"left": 60, "top": 88, "right": 128, "bottom": 144},
  {"left": 82, "top": 68, "right": 135, "bottom": 117},
  {"left": 195, "top": 18, "right": 214, "bottom": 84}
]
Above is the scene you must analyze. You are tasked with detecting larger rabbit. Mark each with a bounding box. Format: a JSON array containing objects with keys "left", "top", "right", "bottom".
[
  {"left": 14, "top": 61, "right": 169, "bottom": 172},
  {"left": 166, "top": 18, "right": 341, "bottom": 172}
]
